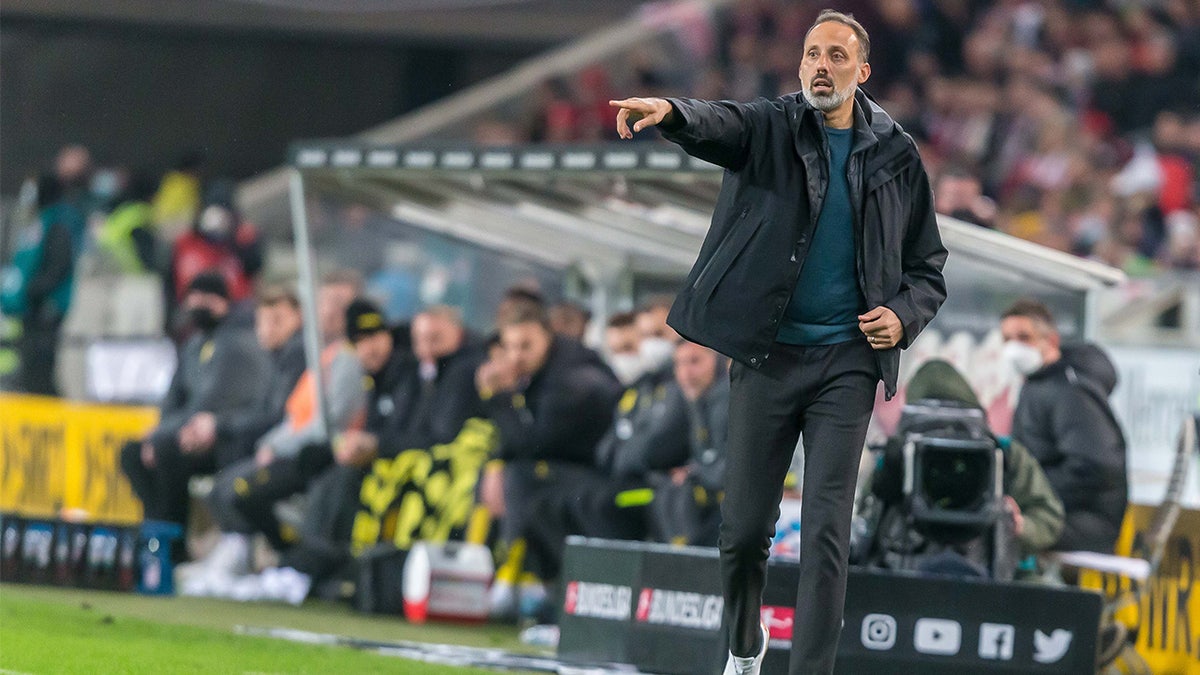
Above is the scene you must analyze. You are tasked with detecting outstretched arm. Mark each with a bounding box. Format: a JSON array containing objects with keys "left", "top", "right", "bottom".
[{"left": 611, "top": 96, "right": 762, "bottom": 170}]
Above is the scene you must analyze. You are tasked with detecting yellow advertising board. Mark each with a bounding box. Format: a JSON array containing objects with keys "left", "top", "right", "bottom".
[
  {"left": 0, "top": 393, "right": 156, "bottom": 524},
  {"left": 1083, "top": 505, "right": 1200, "bottom": 674}
]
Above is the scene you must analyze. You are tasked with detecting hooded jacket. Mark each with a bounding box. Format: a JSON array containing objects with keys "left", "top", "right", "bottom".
[
  {"left": 485, "top": 335, "right": 622, "bottom": 464},
  {"left": 659, "top": 90, "right": 947, "bottom": 398},
  {"left": 1012, "top": 343, "right": 1128, "bottom": 553},
  {"left": 906, "top": 359, "right": 1064, "bottom": 554}
]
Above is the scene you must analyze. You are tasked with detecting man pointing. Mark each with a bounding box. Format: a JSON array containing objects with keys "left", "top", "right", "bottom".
[{"left": 611, "top": 10, "right": 946, "bottom": 674}]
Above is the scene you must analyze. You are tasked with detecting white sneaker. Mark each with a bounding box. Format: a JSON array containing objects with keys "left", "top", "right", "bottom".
[
  {"left": 205, "top": 533, "right": 252, "bottom": 576},
  {"left": 723, "top": 622, "right": 770, "bottom": 675},
  {"left": 258, "top": 566, "right": 312, "bottom": 606}
]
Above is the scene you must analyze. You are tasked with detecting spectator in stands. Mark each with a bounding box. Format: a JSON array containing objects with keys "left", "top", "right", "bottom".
[
  {"left": 1000, "top": 299, "right": 1128, "bottom": 553},
  {"left": 548, "top": 300, "right": 591, "bottom": 342},
  {"left": 10, "top": 174, "right": 86, "bottom": 395},
  {"left": 153, "top": 150, "right": 205, "bottom": 236},
  {"left": 167, "top": 179, "right": 263, "bottom": 325},
  {"left": 478, "top": 300, "right": 621, "bottom": 620},
  {"left": 854, "top": 359, "right": 1064, "bottom": 579},
  {"left": 97, "top": 171, "right": 160, "bottom": 275},
  {"left": 186, "top": 274, "right": 367, "bottom": 591},
  {"left": 119, "top": 271, "right": 269, "bottom": 541},
  {"left": 934, "top": 165, "right": 997, "bottom": 229}
]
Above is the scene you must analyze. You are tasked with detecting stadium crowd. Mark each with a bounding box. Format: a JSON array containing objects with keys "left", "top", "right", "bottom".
[{"left": 477, "top": 0, "right": 1200, "bottom": 273}]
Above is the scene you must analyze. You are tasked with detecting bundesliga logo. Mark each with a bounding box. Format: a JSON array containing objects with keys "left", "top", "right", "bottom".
[
  {"left": 563, "top": 581, "right": 633, "bottom": 621},
  {"left": 635, "top": 588, "right": 723, "bottom": 631}
]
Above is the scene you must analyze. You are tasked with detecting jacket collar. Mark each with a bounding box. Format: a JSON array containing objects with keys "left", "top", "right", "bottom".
[{"left": 789, "top": 88, "right": 892, "bottom": 156}]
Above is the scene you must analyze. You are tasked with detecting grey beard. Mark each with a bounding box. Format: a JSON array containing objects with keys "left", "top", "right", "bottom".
[{"left": 802, "top": 83, "right": 855, "bottom": 112}]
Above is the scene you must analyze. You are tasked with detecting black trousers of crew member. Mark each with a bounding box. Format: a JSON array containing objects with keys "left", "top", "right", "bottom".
[
  {"left": 523, "top": 470, "right": 646, "bottom": 582},
  {"left": 721, "top": 338, "right": 877, "bottom": 675},
  {"left": 223, "top": 442, "right": 334, "bottom": 551},
  {"left": 119, "top": 438, "right": 225, "bottom": 527},
  {"left": 503, "top": 460, "right": 624, "bottom": 580}
]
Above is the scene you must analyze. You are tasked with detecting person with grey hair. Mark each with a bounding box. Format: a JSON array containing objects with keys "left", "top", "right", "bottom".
[{"left": 611, "top": 9, "right": 947, "bottom": 674}]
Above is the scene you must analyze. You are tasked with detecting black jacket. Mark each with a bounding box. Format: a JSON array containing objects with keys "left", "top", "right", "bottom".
[
  {"left": 381, "top": 344, "right": 487, "bottom": 453},
  {"left": 1012, "top": 343, "right": 1128, "bottom": 553},
  {"left": 660, "top": 90, "right": 947, "bottom": 398},
  {"left": 486, "top": 336, "right": 622, "bottom": 464},
  {"left": 684, "top": 376, "right": 731, "bottom": 492},
  {"left": 365, "top": 347, "right": 420, "bottom": 459},
  {"left": 595, "top": 363, "right": 690, "bottom": 479}
]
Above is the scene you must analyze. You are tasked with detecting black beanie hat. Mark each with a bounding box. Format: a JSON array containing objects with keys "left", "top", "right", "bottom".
[{"left": 346, "top": 297, "right": 388, "bottom": 343}]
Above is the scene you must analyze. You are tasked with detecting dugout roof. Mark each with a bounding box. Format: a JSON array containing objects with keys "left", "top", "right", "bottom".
[{"left": 289, "top": 141, "right": 1126, "bottom": 293}]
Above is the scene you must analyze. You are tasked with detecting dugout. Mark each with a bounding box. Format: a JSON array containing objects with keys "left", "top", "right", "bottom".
[{"left": 284, "top": 140, "right": 1125, "bottom": 434}]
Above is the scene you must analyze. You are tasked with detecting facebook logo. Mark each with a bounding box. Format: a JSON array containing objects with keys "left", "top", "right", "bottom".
[{"left": 979, "top": 623, "right": 1015, "bottom": 660}]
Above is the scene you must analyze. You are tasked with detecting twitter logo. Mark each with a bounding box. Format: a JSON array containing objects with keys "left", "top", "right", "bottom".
[{"left": 1033, "top": 629, "right": 1073, "bottom": 664}]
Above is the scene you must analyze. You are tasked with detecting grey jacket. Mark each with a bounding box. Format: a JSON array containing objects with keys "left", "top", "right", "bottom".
[
  {"left": 150, "top": 321, "right": 270, "bottom": 449},
  {"left": 259, "top": 342, "right": 367, "bottom": 459}
]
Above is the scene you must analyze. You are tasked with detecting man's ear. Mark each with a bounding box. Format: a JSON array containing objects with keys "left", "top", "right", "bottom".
[{"left": 858, "top": 62, "right": 872, "bottom": 85}]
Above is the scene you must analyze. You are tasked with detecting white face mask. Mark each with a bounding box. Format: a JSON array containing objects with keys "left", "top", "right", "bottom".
[
  {"left": 609, "top": 353, "right": 646, "bottom": 386},
  {"left": 1002, "top": 340, "right": 1044, "bottom": 376},
  {"left": 639, "top": 337, "right": 676, "bottom": 372}
]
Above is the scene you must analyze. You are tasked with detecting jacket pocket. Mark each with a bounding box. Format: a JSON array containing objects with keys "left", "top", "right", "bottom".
[{"left": 692, "top": 210, "right": 765, "bottom": 299}]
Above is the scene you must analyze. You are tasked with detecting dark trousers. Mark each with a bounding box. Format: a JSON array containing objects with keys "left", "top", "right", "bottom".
[
  {"left": 223, "top": 443, "right": 333, "bottom": 550},
  {"left": 721, "top": 339, "right": 877, "bottom": 675},
  {"left": 120, "top": 439, "right": 218, "bottom": 526},
  {"left": 18, "top": 311, "right": 62, "bottom": 396},
  {"left": 523, "top": 469, "right": 645, "bottom": 581},
  {"left": 278, "top": 463, "right": 366, "bottom": 581},
  {"left": 504, "top": 460, "right": 624, "bottom": 580}
]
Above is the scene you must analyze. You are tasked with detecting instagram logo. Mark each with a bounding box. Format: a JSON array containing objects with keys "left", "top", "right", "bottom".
[{"left": 860, "top": 614, "right": 897, "bottom": 651}]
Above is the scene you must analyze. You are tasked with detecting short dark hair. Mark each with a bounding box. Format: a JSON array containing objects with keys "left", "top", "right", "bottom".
[
  {"left": 497, "top": 299, "right": 550, "bottom": 331},
  {"left": 807, "top": 9, "right": 871, "bottom": 63},
  {"left": 606, "top": 311, "right": 637, "bottom": 329},
  {"left": 1001, "top": 298, "right": 1056, "bottom": 330}
]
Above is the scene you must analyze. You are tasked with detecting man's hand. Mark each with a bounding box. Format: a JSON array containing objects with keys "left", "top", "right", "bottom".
[
  {"left": 475, "top": 358, "right": 519, "bottom": 397},
  {"left": 1005, "top": 495, "right": 1025, "bottom": 537},
  {"left": 610, "top": 98, "right": 674, "bottom": 139},
  {"left": 669, "top": 466, "right": 691, "bottom": 486},
  {"left": 480, "top": 463, "right": 506, "bottom": 518},
  {"left": 179, "top": 412, "right": 217, "bottom": 454},
  {"left": 255, "top": 444, "right": 275, "bottom": 467},
  {"left": 140, "top": 441, "right": 157, "bottom": 469},
  {"left": 858, "top": 306, "right": 904, "bottom": 350},
  {"left": 335, "top": 430, "right": 379, "bottom": 468}
]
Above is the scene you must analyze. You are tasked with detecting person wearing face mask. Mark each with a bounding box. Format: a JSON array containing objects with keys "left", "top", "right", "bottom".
[
  {"left": 594, "top": 297, "right": 690, "bottom": 482},
  {"left": 167, "top": 180, "right": 262, "bottom": 329},
  {"left": 1000, "top": 298, "right": 1128, "bottom": 554},
  {"left": 119, "top": 271, "right": 270, "bottom": 545}
]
